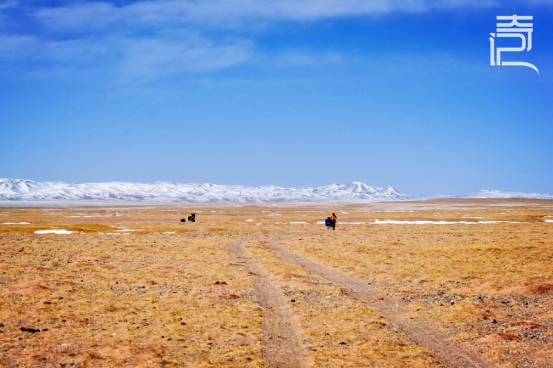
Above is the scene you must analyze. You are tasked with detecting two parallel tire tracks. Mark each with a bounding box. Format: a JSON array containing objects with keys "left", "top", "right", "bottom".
[{"left": 230, "top": 239, "right": 493, "bottom": 368}]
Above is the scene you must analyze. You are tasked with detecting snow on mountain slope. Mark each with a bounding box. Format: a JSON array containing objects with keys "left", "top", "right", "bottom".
[
  {"left": 471, "top": 189, "right": 553, "bottom": 200},
  {"left": 0, "top": 179, "right": 405, "bottom": 203}
]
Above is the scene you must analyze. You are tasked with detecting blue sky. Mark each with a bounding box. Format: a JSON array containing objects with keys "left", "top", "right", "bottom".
[{"left": 0, "top": 0, "right": 552, "bottom": 196}]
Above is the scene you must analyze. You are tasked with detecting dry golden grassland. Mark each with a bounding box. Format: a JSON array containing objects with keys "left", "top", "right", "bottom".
[{"left": 0, "top": 199, "right": 552, "bottom": 367}]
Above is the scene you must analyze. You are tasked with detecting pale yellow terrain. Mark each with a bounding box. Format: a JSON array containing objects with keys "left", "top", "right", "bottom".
[{"left": 0, "top": 199, "right": 552, "bottom": 367}]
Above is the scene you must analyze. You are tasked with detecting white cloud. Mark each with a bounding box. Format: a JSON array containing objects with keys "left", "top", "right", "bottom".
[
  {"left": 1, "top": 0, "right": 500, "bottom": 82},
  {"left": 31, "top": 0, "right": 499, "bottom": 32}
]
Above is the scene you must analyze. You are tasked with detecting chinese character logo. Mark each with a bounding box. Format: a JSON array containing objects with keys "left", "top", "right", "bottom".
[{"left": 490, "top": 15, "right": 539, "bottom": 74}]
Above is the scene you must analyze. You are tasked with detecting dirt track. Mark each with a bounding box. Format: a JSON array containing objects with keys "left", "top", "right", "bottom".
[{"left": 229, "top": 241, "right": 311, "bottom": 368}]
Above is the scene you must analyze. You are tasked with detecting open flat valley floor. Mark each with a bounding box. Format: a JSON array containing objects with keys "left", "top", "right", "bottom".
[{"left": 1, "top": 199, "right": 553, "bottom": 367}]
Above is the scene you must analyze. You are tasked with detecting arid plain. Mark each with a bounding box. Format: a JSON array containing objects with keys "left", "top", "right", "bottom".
[{"left": 1, "top": 199, "right": 552, "bottom": 368}]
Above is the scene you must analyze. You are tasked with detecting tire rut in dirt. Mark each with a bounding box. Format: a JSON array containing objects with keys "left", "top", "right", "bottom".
[{"left": 229, "top": 241, "right": 311, "bottom": 368}]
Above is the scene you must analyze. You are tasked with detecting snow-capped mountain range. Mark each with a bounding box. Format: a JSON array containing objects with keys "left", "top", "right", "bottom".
[
  {"left": 1, "top": 179, "right": 551, "bottom": 203},
  {"left": 0, "top": 179, "right": 404, "bottom": 203}
]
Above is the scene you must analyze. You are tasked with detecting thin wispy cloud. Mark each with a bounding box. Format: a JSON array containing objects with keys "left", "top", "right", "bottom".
[
  {"left": 267, "top": 49, "right": 344, "bottom": 68},
  {"left": 118, "top": 34, "right": 253, "bottom": 82},
  {"left": 0, "top": 0, "right": 17, "bottom": 11}
]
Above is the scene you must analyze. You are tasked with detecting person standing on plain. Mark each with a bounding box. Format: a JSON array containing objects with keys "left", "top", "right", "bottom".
[{"left": 330, "top": 212, "right": 337, "bottom": 230}]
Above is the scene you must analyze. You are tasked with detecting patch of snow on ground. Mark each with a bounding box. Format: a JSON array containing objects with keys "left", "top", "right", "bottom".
[
  {"left": 67, "top": 214, "right": 115, "bottom": 218},
  {"left": 35, "top": 229, "right": 75, "bottom": 235},
  {"left": 315, "top": 221, "right": 371, "bottom": 224},
  {"left": 1, "top": 222, "right": 31, "bottom": 225},
  {"left": 313, "top": 221, "right": 371, "bottom": 224},
  {"left": 373, "top": 220, "right": 522, "bottom": 225}
]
